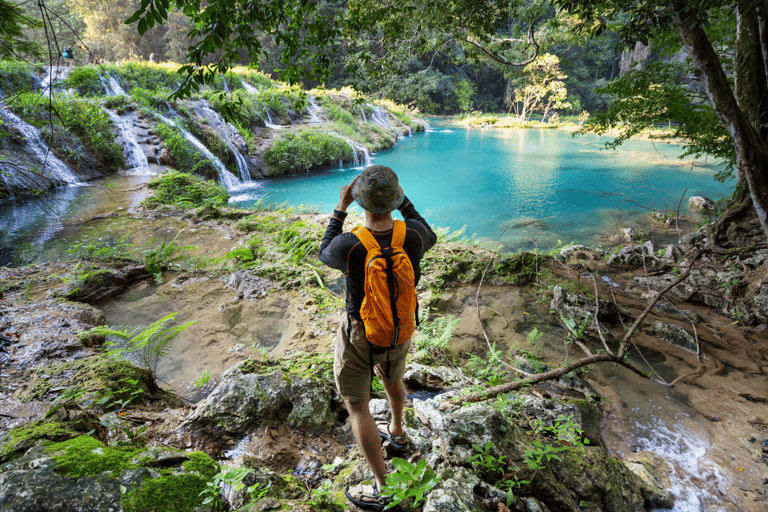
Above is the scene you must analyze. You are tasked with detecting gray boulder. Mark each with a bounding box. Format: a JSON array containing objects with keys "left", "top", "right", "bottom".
[
  {"left": 688, "top": 196, "right": 715, "bottom": 211},
  {"left": 654, "top": 321, "right": 698, "bottom": 352},
  {"left": 183, "top": 366, "right": 335, "bottom": 442}
]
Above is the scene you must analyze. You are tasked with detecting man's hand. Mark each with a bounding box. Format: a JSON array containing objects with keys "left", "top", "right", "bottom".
[{"left": 336, "top": 175, "right": 360, "bottom": 212}]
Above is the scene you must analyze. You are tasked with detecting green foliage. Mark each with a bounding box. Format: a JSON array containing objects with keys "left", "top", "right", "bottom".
[
  {"left": 93, "top": 376, "right": 144, "bottom": 412},
  {"left": 67, "top": 234, "right": 132, "bottom": 261},
  {"left": 109, "top": 62, "right": 181, "bottom": 92},
  {"left": 139, "top": 235, "right": 194, "bottom": 282},
  {"left": 64, "top": 66, "right": 103, "bottom": 97},
  {"left": 199, "top": 466, "right": 254, "bottom": 510},
  {"left": 242, "top": 71, "right": 275, "bottom": 90},
  {"left": 466, "top": 343, "right": 507, "bottom": 386},
  {"left": 469, "top": 441, "right": 507, "bottom": 479},
  {"left": 143, "top": 170, "right": 229, "bottom": 214},
  {"left": 583, "top": 60, "right": 736, "bottom": 181},
  {"left": 0, "top": 60, "right": 38, "bottom": 95},
  {"left": 382, "top": 457, "right": 440, "bottom": 510},
  {"left": 79, "top": 313, "right": 194, "bottom": 379},
  {"left": 153, "top": 121, "right": 218, "bottom": 176},
  {"left": 412, "top": 313, "right": 459, "bottom": 364},
  {"left": 10, "top": 92, "right": 123, "bottom": 166},
  {"left": 264, "top": 129, "right": 353, "bottom": 174},
  {"left": 560, "top": 313, "right": 593, "bottom": 342},
  {"left": 195, "top": 371, "right": 211, "bottom": 388}
]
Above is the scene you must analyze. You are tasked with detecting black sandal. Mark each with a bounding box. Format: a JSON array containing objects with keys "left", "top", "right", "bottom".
[{"left": 345, "top": 482, "right": 390, "bottom": 511}]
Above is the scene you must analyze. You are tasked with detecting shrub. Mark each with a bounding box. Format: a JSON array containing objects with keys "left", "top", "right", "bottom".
[
  {"left": 0, "top": 60, "right": 38, "bottom": 96},
  {"left": 108, "top": 61, "right": 180, "bottom": 92},
  {"left": 143, "top": 170, "right": 229, "bottom": 212},
  {"left": 264, "top": 130, "right": 353, "bottom": 174},
  {"left": 63, "top": 67, "right": 103, "bottom": 97}
]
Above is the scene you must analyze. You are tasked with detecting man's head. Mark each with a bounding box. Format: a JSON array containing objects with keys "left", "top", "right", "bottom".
[{"left": 351, "top": 165, "right": 404, "bottom": 214}]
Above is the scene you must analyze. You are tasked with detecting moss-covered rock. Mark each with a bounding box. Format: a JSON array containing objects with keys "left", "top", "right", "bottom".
[{"left": 0, "top": 435, "right": 219, "bottom": 512}]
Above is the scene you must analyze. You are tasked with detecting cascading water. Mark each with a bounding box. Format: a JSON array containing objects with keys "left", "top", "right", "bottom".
[
  {"left": 370, "top": 106, "right": 390, "bottom": 127},
  {"left": 306, "top": 96, "right": 327, "bottom": 124},
  {"left": 341, "top": 138, "right": 360, "bottom": 167},
  {"left": 40, "top": 66, "right": 68, "bottom": 93},
  {"left": 1, "top": 110, "right": 82, "bottom": 186},
  {"left": 155, "top": 114, "right": 241, "bottom": 192},
  {"left": 263, "top": 110, "right": 282, "bottom": 130},
  {"left": 241, "top": 80, "right": 258, "bottom": 95},
  {"left": 200, "top": 106, "right": 252, "bottom": 183},
  {"left": 104, "top": 109, "right": 152, "bottom": 175},
  {"left": 222, "top": 77, "right": 229, "bottom": 93},
  {"left": 100, "top": 74, "right": 125, "bottom": 96},
  {"left": 361, "top": 147, "right": 373, "bottom": 168}
]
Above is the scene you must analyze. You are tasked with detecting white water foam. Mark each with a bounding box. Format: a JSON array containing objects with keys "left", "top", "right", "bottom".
[
  {"left": 629, "top": 408, "right": 732, "bottom": 512},
  {"left": 240, "top": 80, "right": 258, "bottom": 95}
]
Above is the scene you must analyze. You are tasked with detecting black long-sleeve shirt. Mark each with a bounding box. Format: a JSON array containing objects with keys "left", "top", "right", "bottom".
[{"left": 319, "top": 196, "right": 437, "bottom": 321}]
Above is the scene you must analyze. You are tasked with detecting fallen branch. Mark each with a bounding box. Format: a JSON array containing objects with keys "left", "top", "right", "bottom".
[{"left": 446, "top": 250, "right": 704, "bottom": 407}]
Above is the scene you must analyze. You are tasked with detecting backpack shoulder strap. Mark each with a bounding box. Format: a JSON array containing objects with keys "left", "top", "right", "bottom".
[
  {"left": 391, "top": 220, "right": 406, "bottom": 248},
  {"left": 351, "top": 225, "right": 379, "bottom": 252}
]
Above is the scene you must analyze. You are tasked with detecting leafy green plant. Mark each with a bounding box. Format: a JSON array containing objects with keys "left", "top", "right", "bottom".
[
  {"left": 382, "top": 457, "right": 440, "bottom": 510},
  {"left": 139, "top": 235, "right": 194, "bottom": 282},
  {"left": 79, "top": 313, "right": 194, "bottom": 385},
  {"left": 412, "top": 313, "right": 459, "bottom": 363},
  {"left": 200, "top": 466, "right": 258, "bottom": 511},
  {"left": 309, "top": 480, "right": 333, "bottom": 508},
  {"left": 195, "top": 371, "right": 211, "bottom": 388},
  {"left": 67, "top": 234, "right": 133, "bottom": 261},
  {"left": 93, "top": 377, "right": 144, "bottom": 412},
  {"left": 469, "top": 441, "right": 507, "bottom": 479},
  {"left": 560, "top": 313, "right": 593, "bottom": 342}
]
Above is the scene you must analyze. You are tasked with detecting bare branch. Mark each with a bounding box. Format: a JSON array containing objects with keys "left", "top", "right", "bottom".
[{"left": 463, "top": 23, "right": 540, "bottom": 67}]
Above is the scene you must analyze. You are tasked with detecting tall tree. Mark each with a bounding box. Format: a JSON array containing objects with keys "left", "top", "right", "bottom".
[
  {"left": 1, "top": 0, "right": 40, "bottom": 59},
  {"left": 557, "top": 0, "right": 768, "bottom": 241}
]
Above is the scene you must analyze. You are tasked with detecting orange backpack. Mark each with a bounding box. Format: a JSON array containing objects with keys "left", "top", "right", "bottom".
[{"left": 351, "top": 220, "right": 417, "bottom": 347}]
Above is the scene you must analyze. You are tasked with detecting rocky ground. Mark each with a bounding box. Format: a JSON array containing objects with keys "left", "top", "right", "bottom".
[{"left": 1, "top": 184, "right": 767, "bottom": 512}]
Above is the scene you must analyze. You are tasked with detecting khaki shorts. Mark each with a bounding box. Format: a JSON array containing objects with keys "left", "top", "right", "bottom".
[{"left": 334, "top": 314, "right": 411, "bottom": 403}]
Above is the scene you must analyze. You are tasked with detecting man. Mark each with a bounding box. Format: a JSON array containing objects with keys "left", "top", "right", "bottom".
[{"left": 319, "top": 165, "right": 436, "bottom": 510}]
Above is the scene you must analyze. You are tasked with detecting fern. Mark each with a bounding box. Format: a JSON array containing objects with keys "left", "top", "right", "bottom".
[
  {"left": 412, "top": 313, "right": 459, "bottom": 363},
  {"left": 80, "top": 313, "right": 194, "bottom": 378}
]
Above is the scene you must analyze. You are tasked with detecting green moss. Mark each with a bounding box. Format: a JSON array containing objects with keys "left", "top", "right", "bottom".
[
  {"left": 24, "top": 355, "right": 155, "bottom": 408},
  {"left": 183, "top": 451, "right": 219, "bottom": 480},
  {"left": 122, "top": 473, "right": 211, "bottom": 512},
  {"left": 48, "top": 436, "right": 141, "bottom": 478},
  {"left": 0, "top": 421, "right": 79, "bottom": 463}
]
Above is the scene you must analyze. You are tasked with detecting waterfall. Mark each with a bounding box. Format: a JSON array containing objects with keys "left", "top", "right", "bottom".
[
  {"left": 361, "top": 147, "right": 373, "bottom": 168},
  {"left": 104, "top": 109, "right": 152, "bottom": 175},
  {"left": 370, "top": 106, "right": 390, "bottom": 127},
  {"left": 201, "top": 105, "right": 252, "bottom": 183},
  {"left": 423, "top": 121, "right": 433, "bottom": 132},
  {"left": 342, "top": 138, "right": 360, "bottom": 167},
  {"left": 100, "top": 74, "right": 125, "bottom": 96},
  {"left": 263, "top": 110, "right": 282, "bottom": 130},
  {"left": 359, "top": 106, "right": 367, "bottom": 122},
  {"left": 1, "top": 109, "right": 82, "bottom": 186},
  {"left": 241, "top": 80, "right": 258, "bottom": 95},
  {"left": 222, "top": 77, "right": 229, "bottom": 93},
  {"left": 155, "top": 114, "right": 240, "bottom": 191},
  {"left": 306, "top": 96, "right": 326, "bottom": 124}
]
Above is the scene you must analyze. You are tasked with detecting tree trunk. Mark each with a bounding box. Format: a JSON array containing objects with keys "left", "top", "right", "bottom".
[{"left": 669, "top": 0, "right": 768, "bottom": 241}]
